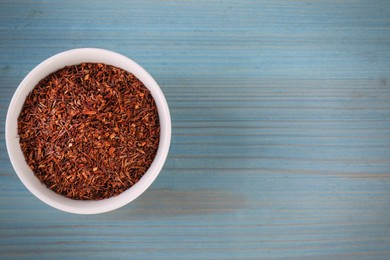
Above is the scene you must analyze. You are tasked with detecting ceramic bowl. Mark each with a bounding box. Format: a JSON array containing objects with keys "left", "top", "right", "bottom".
[{"left": 5, "top": 48, "right": 171, "bottom": 214}]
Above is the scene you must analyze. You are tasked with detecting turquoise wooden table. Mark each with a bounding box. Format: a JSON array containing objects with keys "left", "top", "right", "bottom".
[{"left": 1, "top": 0, "right": 390, "bottom": 258}]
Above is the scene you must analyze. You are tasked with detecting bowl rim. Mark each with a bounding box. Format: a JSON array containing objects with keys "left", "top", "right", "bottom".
[{"left": 5, "top": 48, "right": 171, "bottom": 214}]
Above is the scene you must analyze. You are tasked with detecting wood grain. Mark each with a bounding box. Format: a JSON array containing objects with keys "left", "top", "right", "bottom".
[{"left": 1, "top": 0, "right": 390, "bottom": 258}]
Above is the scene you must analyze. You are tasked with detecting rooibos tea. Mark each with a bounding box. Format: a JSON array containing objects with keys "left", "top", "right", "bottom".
[{"left": 18, "top": 63, "right": 160, "bottom": 200}]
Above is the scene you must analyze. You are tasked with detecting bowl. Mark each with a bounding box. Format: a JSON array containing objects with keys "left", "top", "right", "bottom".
[{"left": 5, "top": 48, "right": 171, "bottom": 214}]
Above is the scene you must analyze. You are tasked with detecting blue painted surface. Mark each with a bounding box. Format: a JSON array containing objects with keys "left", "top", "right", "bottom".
[{"left": 1, "top": 0, "right": 390, "bottom": 258}]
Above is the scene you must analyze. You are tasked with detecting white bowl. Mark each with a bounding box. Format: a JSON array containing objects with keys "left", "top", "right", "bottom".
[{"left": 5, "top": 48, "right": 171, "bottom": 214}]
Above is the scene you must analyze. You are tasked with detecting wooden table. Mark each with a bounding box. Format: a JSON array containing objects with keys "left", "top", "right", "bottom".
[{"left": 1, "top": 0, "right": 390, "bottom": 258}]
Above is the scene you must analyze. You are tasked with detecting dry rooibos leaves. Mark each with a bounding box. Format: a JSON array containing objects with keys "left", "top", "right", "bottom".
[{"left": 18, "top": 63, "right": 160, "bottom": 200}]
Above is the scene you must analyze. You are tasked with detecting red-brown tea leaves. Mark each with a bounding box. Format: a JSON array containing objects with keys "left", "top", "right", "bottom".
[{"left": 18, "top": 63, "right": 160, "bottom": 200}]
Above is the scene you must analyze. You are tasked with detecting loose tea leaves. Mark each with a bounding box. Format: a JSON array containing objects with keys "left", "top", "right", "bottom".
[{"left": 18, "top": 63, "right": 160, "bottom": 200}]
